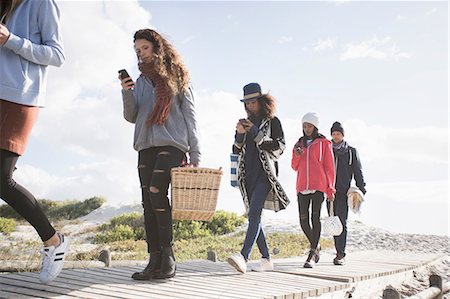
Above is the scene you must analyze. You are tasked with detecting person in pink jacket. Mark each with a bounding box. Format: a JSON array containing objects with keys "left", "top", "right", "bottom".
[{"left": 291, "top": 112, "right": 336, "bottom": 268}]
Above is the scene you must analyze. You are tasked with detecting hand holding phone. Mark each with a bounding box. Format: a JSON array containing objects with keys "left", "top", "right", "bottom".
[
  {"left": 239, "top": 118, "right": 249, "bottom": 128},
  {"left": 118, "top": 69, "right": 134, "bottom": 90}
]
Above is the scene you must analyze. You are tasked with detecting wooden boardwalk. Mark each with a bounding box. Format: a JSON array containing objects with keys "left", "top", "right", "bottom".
[{"left": 0, "top": 251, "right": 442, "bottom": 299}]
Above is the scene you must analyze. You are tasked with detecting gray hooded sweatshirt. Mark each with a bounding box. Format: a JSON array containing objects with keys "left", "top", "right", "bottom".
[{"left": 122, "top": 75, "right": 201, "bottom": 165}]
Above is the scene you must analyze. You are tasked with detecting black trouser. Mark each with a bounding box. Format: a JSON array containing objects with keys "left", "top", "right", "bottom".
[
  {"left": 298, "top": 191, "right": 324, "bottom": 249},
  {"left": 327, "top": 192, "right": 348, "bottom": 256},
  {"left": 138, "top": 146, "right": 184, "bottom": 253},
  {"left": 0, "top": 149, "right": 55, "bottom": 242}
]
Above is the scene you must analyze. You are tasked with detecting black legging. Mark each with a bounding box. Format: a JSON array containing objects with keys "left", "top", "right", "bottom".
[
  {"left": 138, "top": 146, "right": 185, "bottom": 253},
  {"left": 0, "top": 149, "right": 55, "bottom": 242},
  {"left": 298, "top": 191, "right": 324, "bottom": 249}
]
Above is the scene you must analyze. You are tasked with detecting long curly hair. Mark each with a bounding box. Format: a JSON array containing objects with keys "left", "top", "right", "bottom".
[
  {"left": 246, "top": 94, "right": 277, "bottom": 119},
  {"left": 134, "top": 29, "right": 190, "bottom": 95}
]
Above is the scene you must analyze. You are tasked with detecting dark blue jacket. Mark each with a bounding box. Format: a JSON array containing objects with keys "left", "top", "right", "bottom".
[{"left": 333, "top": 141, "right": 366, "bottom": 195}]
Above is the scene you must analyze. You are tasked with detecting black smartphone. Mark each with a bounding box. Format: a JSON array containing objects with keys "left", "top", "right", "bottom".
[
  {"left": 118, "top": 69, "right": 134, "bottom": 86},
  {"left": 239, "top": 118, "right": 249, "bottom": 128}
]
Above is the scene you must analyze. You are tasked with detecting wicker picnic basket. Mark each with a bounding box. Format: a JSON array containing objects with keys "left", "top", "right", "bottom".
[{"left": 171, "top": 167, "right": 223, "bottom": 221}]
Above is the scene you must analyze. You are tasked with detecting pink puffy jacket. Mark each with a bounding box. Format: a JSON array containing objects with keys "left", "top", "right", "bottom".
[{"left": 291, "top": 137, "right": 336, "bottom": 199}]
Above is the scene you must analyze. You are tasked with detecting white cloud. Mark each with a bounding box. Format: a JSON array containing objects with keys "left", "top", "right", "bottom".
[
  {"left": 312, "top": 37, "right": 337, "bottom": 52},
  {"left": 277, "top": 36, "right": 294, "bottom": 44},
  {"left": 425, "top": 7, "right": 438, "bottom": 17},
  {"left": 396, "top": 15, "right": 407, "bottom": 21},
  {"left": 333, "top": 0, "right": 351, "bottom": 6},
  {"left": 342, "top": 119, "right": 448, "bottom": 164},
  {"left": 369, "top": 180, "right": 448, "bottom": 204},
  {"left": 340, "top": 36, "right": 412, "bottom": 61}
]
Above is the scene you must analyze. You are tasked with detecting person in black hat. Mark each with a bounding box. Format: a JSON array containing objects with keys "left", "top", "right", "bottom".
[
  {"left": 227, "top": 83, "right": 290, "bottom": 274},
  {"left": 329, "top": 121, "right": 366, "bottom": 265}
]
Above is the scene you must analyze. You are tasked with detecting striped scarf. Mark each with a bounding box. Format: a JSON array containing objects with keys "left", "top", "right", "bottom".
[{"left": 138, "top": 62, "right": 173, "bottom": 126}]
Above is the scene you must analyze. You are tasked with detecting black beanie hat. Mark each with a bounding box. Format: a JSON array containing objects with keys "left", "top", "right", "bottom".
[{"left": 331, "top": 121, "right": 344, "bottom": 135}]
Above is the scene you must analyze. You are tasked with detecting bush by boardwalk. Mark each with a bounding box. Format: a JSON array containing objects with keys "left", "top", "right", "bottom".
[
  {"left": 94, "top": 210, "right": 246, "bottom": 243},
  {"left": 0, "top": 217, "right": 16, "bottom": 234}
]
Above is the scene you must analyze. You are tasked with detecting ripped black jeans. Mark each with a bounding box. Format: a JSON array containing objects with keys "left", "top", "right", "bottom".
[{"left": 138, "top": 146, "right": 185, "bottom": 253}]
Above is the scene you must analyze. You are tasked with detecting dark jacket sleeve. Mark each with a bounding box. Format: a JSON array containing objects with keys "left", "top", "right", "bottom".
[
  {"left": 259, "top": 117, "right": 285, "bottom": 153},
  {"left": 351, "top": 147, "right": 367, "bottom": 194},
  {"left": 232, "top": 131, "right": 245, "bottom": 154}
]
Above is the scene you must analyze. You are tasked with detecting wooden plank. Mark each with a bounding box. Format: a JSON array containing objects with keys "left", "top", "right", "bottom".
[
  {"left": 0, "top": 275, "right": 112, "bottom": 299},
  {"left": 0, "top": 282, "right": 77, "bottom": 298},
  {"left": 128, "top": 272, "right": 267, "bottom": 299},
  {"left": 104, "top": 266, "right": 251, "bottom": 299},
  {"left": 55, "top": 270, "right": 184, "bottom": 299},
  {"left": 177, "top": 263, "right": 300, "bottom": 297},
  {"left": 0, "top": 290, "right": 33, "bottom": 299},
  {"left": 70, "top": 268, "right": 234, "bottom": 299},
  {"left": 176, "top": 264, "right": 334, "bottom": 298},
  {"left": 177, "top": 261, "right": 349, "bottom": 296},
  {"left": 46, "top": 270, "right": 180, "bottom": 299},
  {"left": 11, "top": 272, "right": 142, "bottom": 299},
  {"left": 117, "top": 265, "right": 274, "bottom": 297}
]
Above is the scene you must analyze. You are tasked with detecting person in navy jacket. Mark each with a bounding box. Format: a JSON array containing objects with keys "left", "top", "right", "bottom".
[{"left": 329, "top": 121, "right": 366, "bottom": 265}]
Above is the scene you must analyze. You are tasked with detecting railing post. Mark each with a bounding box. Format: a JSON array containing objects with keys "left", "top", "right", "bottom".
[
  {"left": 430, "top": 274, "right": 443, "bottom": 299},
  {"left": 99, "top": 249, "right": 111, "bottom": 267},
  {"left": 383, "top": 287, "right": 401, "bottom": 299},
  {"left": 207, "top": 250, "right": 217, "bottom": 262}
]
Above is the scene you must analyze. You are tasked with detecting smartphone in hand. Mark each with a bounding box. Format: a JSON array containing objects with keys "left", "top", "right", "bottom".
[
  {"left": 118, "top": 69, "right": 134, "bottom": 87},
  {"left": 239, "top": 118, "right": 250, "bottom": 128}
]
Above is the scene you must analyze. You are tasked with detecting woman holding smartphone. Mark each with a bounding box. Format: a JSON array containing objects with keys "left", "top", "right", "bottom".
[
  {"left": 227, "top": 82, "right": 289, "bottom": 274},
  {"left": 0, "top": 0, "right": 69, "bottom": 284},
  {"left": 119, "top": 29, "right": 201, "bottom": 280},
  {"left": 291, "top": 112, "right": 335, "bottom": 268}
]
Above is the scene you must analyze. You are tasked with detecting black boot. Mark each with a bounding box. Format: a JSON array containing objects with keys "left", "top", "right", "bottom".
[
  {"left": 154, "top": 247, "right": 176, "bottom": 279},
  {"left": 131, "top": 251, "right": 161, "bottom": 280}
]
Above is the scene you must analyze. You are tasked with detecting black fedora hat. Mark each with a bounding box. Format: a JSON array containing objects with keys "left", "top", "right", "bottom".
[{"left": 240, "top": 82, "right": 267, "bottom": 102}]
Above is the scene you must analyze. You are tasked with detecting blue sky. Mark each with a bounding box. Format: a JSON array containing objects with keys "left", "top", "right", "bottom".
[{"left": 9, "top": 1, "right": 448, "bottom": 235}]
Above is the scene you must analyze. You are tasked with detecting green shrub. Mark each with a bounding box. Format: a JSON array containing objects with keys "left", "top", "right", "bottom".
[
  {"left": 109, "top": 212, "right": 143, "bottom": 228},
  {"left": 204, "top": 210, "right": 245, "bottom": 235},
  {"left": 95, "top": 212, "right": 145, "bottom": 243},
  {"left": 94, "top": 224, "right": 136, "bottom": 243},
  {"left": 0, "top": 217, "right": 16, "bottom": 234},
  {"left": 95, "top": 210, "right": 246, "bottom": 244},
  {"left": 0, "top": 197, "right": 106, "bottom": 220},
  {"left": 173, "top": 220, "right": 212, "bottom": 240}
]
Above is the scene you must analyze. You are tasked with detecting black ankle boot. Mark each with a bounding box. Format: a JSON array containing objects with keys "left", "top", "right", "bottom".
[
  {"left": 131, "top": 251, "right": 161, "bottom": 280},
  {"left": 154, "top": 247, "right": 176, "bottom": 279}
]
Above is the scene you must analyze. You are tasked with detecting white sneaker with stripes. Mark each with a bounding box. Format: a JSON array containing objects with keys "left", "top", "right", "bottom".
[{"left": 39, "top": 233, "right": 70, "bottom": 284}]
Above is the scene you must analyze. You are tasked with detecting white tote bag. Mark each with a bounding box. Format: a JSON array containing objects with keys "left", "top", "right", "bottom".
[{"left": 322, "top": 201, "right": 343, "bottom": 236}]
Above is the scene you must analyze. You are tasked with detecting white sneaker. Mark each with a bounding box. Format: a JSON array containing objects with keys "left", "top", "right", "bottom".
[
  {"left": 251, "top": 258, "right": 274, "bottom": 272},
  {"left": 39, "top": 233, "right": 70, "bottom": 284},
  {"left": 227, "top": 253, "right": 247, "bottom": 274}
]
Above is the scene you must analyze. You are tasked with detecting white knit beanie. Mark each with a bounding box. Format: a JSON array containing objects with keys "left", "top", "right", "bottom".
[{"left": 302, "top": 112, "right": 320, "bottom": 129}]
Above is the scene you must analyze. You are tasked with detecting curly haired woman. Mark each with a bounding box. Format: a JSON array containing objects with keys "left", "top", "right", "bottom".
[{"left": 119, "top": 29, "right": 201, "bottom": 280}]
